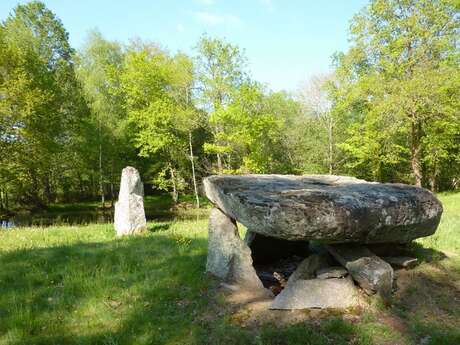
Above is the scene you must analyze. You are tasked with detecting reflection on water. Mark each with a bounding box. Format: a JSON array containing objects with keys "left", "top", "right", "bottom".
[
  {"left": 1, "top": 219, "right": 15, "bottom": 229},
  {"left": 1, "top": 210, "right": 208, "bottom": 229}
]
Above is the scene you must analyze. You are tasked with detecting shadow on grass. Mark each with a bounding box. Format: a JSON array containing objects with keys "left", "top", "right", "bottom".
[
  {"left": 0, "top": 234, "right": 212, "bottom": 345},
  {"left": 409, "top": 242, "right": 448, "bottom": 263},
  {"left": 0, "top": 233, "right": 459, "bottom": 345},
  {"left": 148, "top": 222, "right": 172, "bottom": 233},
  {"left": 390, "top": 255, "right": 460, "bottom": 345}
]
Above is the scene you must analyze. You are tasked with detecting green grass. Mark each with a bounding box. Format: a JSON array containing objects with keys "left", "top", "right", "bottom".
[
  {"left": 0, "top": 193, "right": 459, "bottom": 345},
  {"left": 417, "top": 192, "right": 460, "bottom": 254}
]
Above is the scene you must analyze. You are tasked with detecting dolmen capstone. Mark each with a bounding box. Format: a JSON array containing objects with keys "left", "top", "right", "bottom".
[
  {"left": 114, "top": 166, "right": 147, "bottom": 236},
  {"left": 203, "top": 174, "right": 443, "bottom": 309}
]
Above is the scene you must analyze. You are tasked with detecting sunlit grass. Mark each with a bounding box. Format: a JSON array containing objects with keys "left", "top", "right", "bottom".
[
  {"left": 417, "top": 192, "right": 460, "bottom": 255},
  {"left": 0, "top": 193, "right": 459, "bottom": 344}
]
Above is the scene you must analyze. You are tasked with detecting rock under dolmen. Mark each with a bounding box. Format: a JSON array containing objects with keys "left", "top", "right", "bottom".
[
  {"left": 204, "top": 174, "right": 443, "bottom": 309},
  {"left": 114, "top": 166, "right": 147, "bottom": 236},
  {"left": 207, "top": 208, "right": 263, "bottom": 289}
]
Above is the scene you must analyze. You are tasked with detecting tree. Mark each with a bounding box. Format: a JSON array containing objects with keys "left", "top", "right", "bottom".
[
  {"left": 171, "top": 53, "right": 204, "bottom": 208},
  {"left": 121, "top": 41, "right": 203, "bottom": 204},
  {"left": 332, "top": 0, "right": 460, "bottom": 187},
  {"left": 298, "top": 74, "right": 337, "bottom": 174},
  {"left": 194, "top": 36, "right": 248, "bottom": 173},
  {"left": 77, "top": 30, "right": 130, "bottom": 205},
  {"left": 0, "top": 1, "right": 88, "bottom": 207}
]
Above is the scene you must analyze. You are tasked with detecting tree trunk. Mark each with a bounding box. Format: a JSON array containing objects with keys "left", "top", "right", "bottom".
[
  {"left": 110, "top": 182, "right": 115, "bottom": 208},
  {"left": 189, "top": 131, "right": 200, "bottom": 208},
  {"left": 110, "top": 164, "right": 115, "bottom": 208},
  {"left": 411, "top": 121, "right": 423, "bottom": 187},
  {"left": 169, "top": 164, "right": 178, "bottom": 203},
  {"left": 43, "top": 174, "right": 52, "bottom": 204},
  {"left": 216, "top": 153, "right": 223, "bottom": 174},
  {"left": 429, "top": 160, "right": 439, "bottom": 192},
  {"left": 327, "top": 116, "right": 334, "bottom": 175},
  {"left": 99, "top": 122, "right": 105, "bottom": 206},
  {"left": 29, "top": 169, "right": 44, "bottom": 209},
  {"left": 429, "top": 175, "right": 436, "bottom": 192}
]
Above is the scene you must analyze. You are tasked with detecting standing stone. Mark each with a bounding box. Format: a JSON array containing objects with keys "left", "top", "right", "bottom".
[
  {"left": 114, "top": 167, "right": 147, "bottom": 236},
  {"left": 206, "top": 208, "right": 263, "bottom": 289}
]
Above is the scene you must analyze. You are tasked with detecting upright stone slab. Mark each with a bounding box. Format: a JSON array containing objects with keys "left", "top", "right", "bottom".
[
  {"left": 207, "top": 208, "right": 263, "bottom": 289},
  {"left": 326, "top": 244, "right": 394, "bottom": 300},
  {"left": 114, "top": 166, "right": 147, "bottom": 236}
]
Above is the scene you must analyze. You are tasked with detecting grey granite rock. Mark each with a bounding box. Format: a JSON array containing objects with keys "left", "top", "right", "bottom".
[
  {"left": 270, "top": 276, "right": 359, "bottom": 310},
  {"left": 287, "top": 254, "right": 330, "bottom": 285},
  {"left": 203, "top": 174, "right": 442, "bottom": 243},
  {"left": 114, "top": 167, "right": 146, "bottom": 236},
  {"left": 206, "top": 208, "right": 263, "bottom": 289},
  {"left": 326, "top": 244, "right": 394, "bottom": 300},
  {"left": 316, "top": 266, "right": 348, "bottom": 279}
]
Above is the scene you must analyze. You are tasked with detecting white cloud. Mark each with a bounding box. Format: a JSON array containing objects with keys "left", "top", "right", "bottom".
[
  {"left": 195, "top": 0, "right": 215, "bottom": 5},
  {"left": 177, "top": 23, "right": 184, "bottom": 32},
  {"left": 193, "top": 11, "right": 241, "bottom": 26},
  {"left": 259, "top": 0, "right": 274, "bottom": 12}
]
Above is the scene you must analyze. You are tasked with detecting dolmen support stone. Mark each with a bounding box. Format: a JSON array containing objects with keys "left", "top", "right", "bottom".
[
  {"left": 203, "top": 174, "right": 443, "bottom": 309},
  {"left": 114, "top": 166, "right": 147, "bottom": 236},
  {"left": 207, "top": 208, "right": 264, "bottom": 289}
]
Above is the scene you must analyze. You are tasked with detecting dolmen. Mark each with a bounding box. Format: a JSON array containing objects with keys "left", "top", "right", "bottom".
[
  {"left": 114, "top": 166, "right": 147, "bottom": 236},
  {"left": 204, "top": 174, "right": 443, "bottom": 309}
]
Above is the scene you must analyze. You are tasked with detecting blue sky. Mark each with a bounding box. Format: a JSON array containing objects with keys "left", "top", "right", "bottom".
[{"left": 0, "top": 0, "right": 368, "bottom": 91}]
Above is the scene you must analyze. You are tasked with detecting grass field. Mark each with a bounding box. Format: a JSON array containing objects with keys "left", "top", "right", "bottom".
[{"left": 0, "top": 193, "right": 459, "bottom": 345}]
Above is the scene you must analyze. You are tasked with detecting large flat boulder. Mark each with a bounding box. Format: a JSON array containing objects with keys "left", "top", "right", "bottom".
[
  {"left": 203, "top": 174, "right": 442, "bottom": 243},
  {"left": 270, "top": 276, "right": 359, "bottom": 310}
]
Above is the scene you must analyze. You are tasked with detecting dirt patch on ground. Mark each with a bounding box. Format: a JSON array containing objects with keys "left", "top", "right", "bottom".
[
  {"left": 212, "top": 282, "right": 367, "bottom": 328},
  {"left": 201, "top": 258, "right": 460, "bottom": 345}
]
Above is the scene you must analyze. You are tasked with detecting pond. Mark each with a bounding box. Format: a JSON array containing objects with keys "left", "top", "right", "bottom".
[{"left": 0, "top": 208, "right": 209, "bottom": 229}]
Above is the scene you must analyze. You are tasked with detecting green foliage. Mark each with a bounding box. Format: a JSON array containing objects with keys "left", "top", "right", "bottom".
[
  {"left": 0, "top": 0, "right": 88, "bottom": 207},
  {"left": 331, "top": 0, "right": 460, "bottom": 188},
  {"left": 120, "top": 41, "right": 204, "bottom": 201},
  {"left": 194, "top": 35, "right": 248, "bottom": 111},
  {"left": 76, "top": 30, "right": 136, "bottom": 204},
  {"left": 211, "top": 83, "right": 298, "bottom": 173},
  {"left": 2, "top": 0, "right": 460, "bottom": 212},
  {"left": 194, "top": 35, "right": 249, "bottom": 172}
]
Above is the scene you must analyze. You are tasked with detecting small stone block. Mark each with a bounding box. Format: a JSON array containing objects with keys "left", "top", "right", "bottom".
[{"left": 316, "top": 266, "right": 348, "bottom": 279}]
